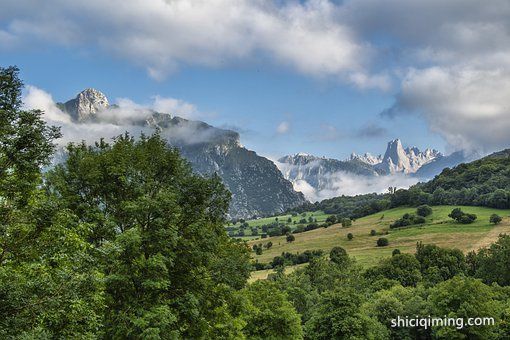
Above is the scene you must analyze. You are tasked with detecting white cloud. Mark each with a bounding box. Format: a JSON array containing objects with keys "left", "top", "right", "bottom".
[
  {"left": 384, "top": 67, "right": 510, "bottom": 153},
  {"left": 1, "top": 0, "right": 381, "bottom": 87},
  {"left": 293, "top": 172, "right": 418, "bottom": 202},
  {"left": 21, "top": 85, "right": 217, "bottom": 146},
  {"left": 276, "top": 121, "right": 290, "bottom": 134}
]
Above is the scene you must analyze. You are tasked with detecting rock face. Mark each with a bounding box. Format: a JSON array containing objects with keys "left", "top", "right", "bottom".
[
  {"left": 62, "top": 88, "right": 109, "bottom": 122},
  {"left": 375, "top": 139, "right": 441, "bottom": 174},
  {"left": 57, "top": 89, "right": 305, "bottom": 219},
  {"left": 348, "top": 152, "right": 382, "bottom": 165},
  {"left": 276, "top": 153, "right": 383, "bottom": 200}
]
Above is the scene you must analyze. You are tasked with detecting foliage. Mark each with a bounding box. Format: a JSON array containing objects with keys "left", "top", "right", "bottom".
[
  {"left": 448, "top": 208, "right": 477, "bottom": 224},
  {"left": 377, "top": 238, "right": 389, "bottom": 247},
  {"left": 490, "top": 214, "right": 503, "bottom": 225},
  {"left": 416, "top": 204, "right": 433, "bottom": 217}
]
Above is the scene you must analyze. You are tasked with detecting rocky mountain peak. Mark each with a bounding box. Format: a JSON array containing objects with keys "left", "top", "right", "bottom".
[
  {"left": 63, "top": 88, "right": 109, "bottom": 122},
  {"left": 349, "top": 152, "right": 383, "bottom": 165},
  {"left": 376, "top": 139, "right": 442, "bottom": 174}
]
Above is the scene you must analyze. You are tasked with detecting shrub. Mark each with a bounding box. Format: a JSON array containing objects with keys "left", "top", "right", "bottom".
[
  {"left": 286, "top": 234, "right": 295, "bottom": 243},
  {"left": 370, "top": 229, "right": 377, "bottom": 236},
  {"left": 416, "top": 205, "right": 433, "bottom": 217},
  {"left": 326, "top": 215, "right": 337, "bottom": 224},
  {"left": 392, "top": 249, "right": 401, "bottom": 256},
  {"left": 449, "top": 208, "right": 477, "bottom": 224},
  {"left": 330, "top": 247, "right": 349, "bottom": 265},
  {"left": 490, "top": 214, "right": 503, "bottom": 225},
  {"left": 341, "top": 218, "right": 352, "bottom": 228},
  {"left": 347, "top": 233, "right": 354, "bottom": 241},
  {"left": 377, "top": 238, "right": 389, "bottom": 247}
]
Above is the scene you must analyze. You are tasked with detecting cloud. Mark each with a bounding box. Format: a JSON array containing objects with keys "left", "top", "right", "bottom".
[
  {"left": 0, "top": 0, "right": 384, "bottom": 87},
  {"left": 276, "top": 121, "right": 290, "bottom": 134},
  {"left": 355, "top": 122, "right": 387, "bottom": 138},
  {"left": 293, "top": 172, "right": 418, "bottom": 202},
  {"left": 383, "top": 67, "right": 510, "bottom": 153},
  {"left": 21, "top": 85, "right": 221, "bottom": 146}
]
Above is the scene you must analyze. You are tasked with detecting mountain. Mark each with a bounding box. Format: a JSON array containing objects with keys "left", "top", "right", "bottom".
[
  {"left": 57, "top": 89, "right": 305, "bottom": 219},
  {"left": 276, "top": 153, "right": 384, "bottom": 201},
  {"left": 375, "top": 139, "right": 442, "bottom": 174},
  {"left": 348, "top": 152, "right": 382, "bottom": 165}
]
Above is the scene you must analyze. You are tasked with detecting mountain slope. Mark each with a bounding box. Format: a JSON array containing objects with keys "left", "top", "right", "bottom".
[{"left": 57, "top": 89, "right": 305, "bottom": 218}]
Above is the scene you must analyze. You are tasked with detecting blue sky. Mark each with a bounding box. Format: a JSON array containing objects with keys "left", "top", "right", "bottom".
[{"left": 1, "top": 0, "right": 509, "bottom": 159}]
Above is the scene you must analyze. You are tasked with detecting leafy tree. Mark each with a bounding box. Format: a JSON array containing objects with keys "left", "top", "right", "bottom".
[
  {"left": 46, "top": 134, "right": 250, "bottom": 338},
  {"left": 347, "top": 233, "right": 354, "bottom": 241},
  {"left": 377, "top": 238, "right": 389, "bottom": 247},
  {"left": 368, "top": 254, "right": 422, "bottom": 287},
  {"left": 325, "top": 215, "right": 337, "bottom": 224},
  {"left": 475, "top": 234, "right": 510, "bottom": 285},
  {"left": 428, "top": 276, "right": 503, "bottom": 339},
  {"left": 416, "top": 204, "right": 433, "bottom": 217},
  {"left": 341, "top": 218, "right": 352, "bottom": 227},
  {"left": 286, "top": 234, "right": 296, "bottom": 243},
  {"left": 242, "top": 281, "right": 303, "bottom": 339},
  {"left": 490, "top": 214, "right": 503, "bottom": 225},
  {"left": 415, "top": 243, "right": 466, "bottom": 284},
  {"left": 330, "top": 246, "right": 349, "bottom": 266},
  {"left": 370, "top": 229, "right": 377, "bottom": 236},
  {"left": 392, "top": 249, "right": 401, "bottom": 256},
  {"left": 304, "top": 287, "right": 388, "bottom": 339}
]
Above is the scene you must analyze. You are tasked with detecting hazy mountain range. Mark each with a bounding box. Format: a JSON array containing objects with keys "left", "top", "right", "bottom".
[{"left": 277, "top": 139, "right": 473, "bottom": 202}]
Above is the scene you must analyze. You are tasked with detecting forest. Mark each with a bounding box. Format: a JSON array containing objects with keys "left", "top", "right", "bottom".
[{"left": 3, "top": 66, "right": 510, "bottom": 339}]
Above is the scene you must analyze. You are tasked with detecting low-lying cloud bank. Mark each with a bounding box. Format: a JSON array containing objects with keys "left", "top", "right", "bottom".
[
  {"left": 22, "top": 86, "right": 220, "bottom": 146},
  {"left": 292, "top": 171, "right": 419, "bottom": 202}
]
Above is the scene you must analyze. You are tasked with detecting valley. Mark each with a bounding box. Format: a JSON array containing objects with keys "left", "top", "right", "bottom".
[{"left": 246, "top": 205, "right": 510, "bottom": 279}]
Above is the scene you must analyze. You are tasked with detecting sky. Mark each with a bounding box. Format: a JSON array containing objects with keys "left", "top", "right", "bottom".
[{"left": 1, "top": 0, "right": 510, "bottom": 160}]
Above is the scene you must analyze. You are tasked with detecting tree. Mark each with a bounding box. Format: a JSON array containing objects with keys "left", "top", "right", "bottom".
[
  {"left": 370, "top": 254, "right": 422, "bottom": 287},
  {"left": 377, "top": 238, "right": 389, "bottom": 247},
  {"left": 490, "top": 214, "right": 503, "bottom": 225},
  {"left": 370, "top": 229, "right": 377, "bottom": 236},
  {"left": 415, "top": 243, "right": 466, "bottom": 284},
  {"left": 392, "top": 249, "right": 401, "bottom": 256},
  {"left": 242, "top": 281, "right": 303, "bottom": 339},
  {"left": 428, "top": 277, "right": 503, "bottom": 339},
  {"left": 347, "top": 233, "right": 354, "bottom": 241},
  {"left": 448, "top": 208, "right": 464, "bottom": 221},
  {"left": 416, "top": 205, "right": 433, "bottom": 217},
  {"left": 330, "top": 246, "right": 349, "bottom": 266},
  {"left": 46, "top": 134, "right": 250, "bottom": 338},
  {"left": 326, "top": 215, "right": 337, "bottom": 224},
  {"left": 304, "top": 287, "right": 388, "bottom": 339},
  {"left": 342, "top": 218, "right": 352, "bottom": 227},
  {"left": 475, "top": 234, "right": 510, "bottom": 285},
  {"left": 286, "top": 234, "right": 296, "bottom": 243}
]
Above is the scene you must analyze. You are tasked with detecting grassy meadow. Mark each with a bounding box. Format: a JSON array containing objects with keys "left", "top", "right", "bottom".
[{"left": 248, "top": 205, "right": 510, "bottom": 279}]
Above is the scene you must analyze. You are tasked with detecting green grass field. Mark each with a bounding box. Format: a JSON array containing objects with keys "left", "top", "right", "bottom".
[
  {"left": 226, "top": 210, "right": 332, "bottom": 239},
  {"left": 248, "top": 205, "right": 510, "bottom": 280}
]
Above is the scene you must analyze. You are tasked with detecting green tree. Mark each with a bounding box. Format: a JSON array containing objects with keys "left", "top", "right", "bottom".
[
  {"left": 416, "top": 204, "right": 433, "bottom": 217},
  {"left": 46, "top": 134, "right": 250, "bottom": 338},
  {"left": 330, "top": 246, "right": 349, "bottom": 266},
  {"left": 305, "top": 287, "right": 389, "bottom": 339},
  {"left": 377, "top": 238, "right": 389, "bottom": 247},
  {"left": 428, "top": 276, "right": 503, "bottom": 339},
  {"left": 347, "top": 233, "right": 354, "bottom": 241},
  {"left": 490, "top": 214, "right": 503, "bottom": 225},
  {"left": 286, "top": 233, "right": 296, "bottom": 243},
  {"left": 242, "top": 281, "right": 303, "bottom": 339}
]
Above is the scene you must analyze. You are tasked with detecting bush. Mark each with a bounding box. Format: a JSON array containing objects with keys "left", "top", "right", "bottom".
[
  {"left": 330, "top": 247, "right": 349, "bottom": 265},
  {"left": 490, "top": 214, "right": 503, "bottom": 225},
  {"left": 377, "top": 238, "right": 389, "bottom": 247},
  {"left": 286, "top": 234, "right": 295, "bottom": 243},
  {"left": 392, "top": 249, "right": 401, "bottom": 256},
  {"left": 326, "top": 215, "right": 337, "bottom": 224},
  {"left": 347, "top": 233, "right": 354, "bottom": 241},
  {"left": 341, "top": 218, "right": 352, "bottom": 227},
  {"left": 390, "top": 213, "right": 425, "bottom": 228},
  {"left": 449, "top": 208, "right": 477, "bottom": 224},
  {"left": 416, "top": 205, "right": 433, "bottom": 217},
  {"left": 370, "top": 229, "right": 377, "bottom": 236}
]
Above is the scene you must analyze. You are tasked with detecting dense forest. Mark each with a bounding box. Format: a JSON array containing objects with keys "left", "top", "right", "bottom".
[{"left": 3, "top": 66, "right": 510, "bottom": 338}]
